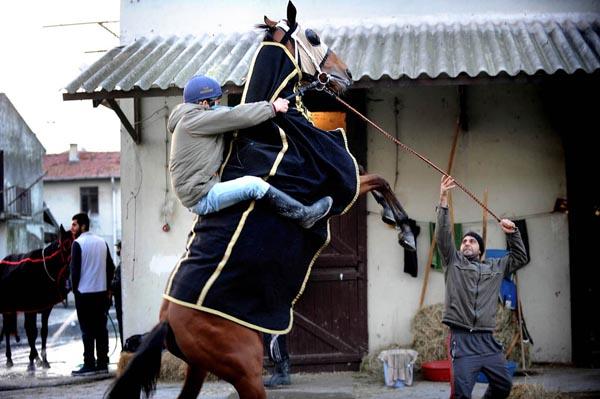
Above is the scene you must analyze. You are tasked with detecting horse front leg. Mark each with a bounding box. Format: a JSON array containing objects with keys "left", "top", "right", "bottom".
[
  {"left": 24, "top": 312, "right": 39, "bottom": 371},
  {"left": 3, "top": 315, "right": 13, "bottom": 368},
  {"left": 360, "top": 173, "right": 416, "bottom": 251},
  {"left": 40, "top": 308, "right": 51, "bottom": 368}
]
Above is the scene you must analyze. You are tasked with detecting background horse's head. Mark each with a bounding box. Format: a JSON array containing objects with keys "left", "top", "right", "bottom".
[
  {"left": 54, "top": 225, "right": 74, "bottom": 292},
  {"left": 58, "top": 224, "right": 74, "bottom": 265},
  {"left": 258, "top": 1, "right": 352, "bottom": 95}
]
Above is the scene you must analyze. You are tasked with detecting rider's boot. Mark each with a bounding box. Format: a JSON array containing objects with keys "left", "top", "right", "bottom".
[
  {"left": 262, "top": 187, "right": 333, "bottom": 229},
  {"left": 264, "top": 359, "right": 292, "bottom": 388}
]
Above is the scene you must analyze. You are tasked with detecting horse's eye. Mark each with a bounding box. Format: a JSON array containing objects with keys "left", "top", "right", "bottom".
[{"left": 305, "top": 29, "right": 321, "bottom": 46}]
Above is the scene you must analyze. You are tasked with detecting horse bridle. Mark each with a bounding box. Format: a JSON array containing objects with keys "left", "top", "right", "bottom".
[
  {"left": 275, "top": 21, "right": 331, "bottom": 81},
  {"left": 42, "top": 239, "right": 71, "bottom": 285}
]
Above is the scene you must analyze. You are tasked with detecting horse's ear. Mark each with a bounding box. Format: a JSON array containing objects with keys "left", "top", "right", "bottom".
[
  {"left": 264, "top": 15, "right": 277, "bottom": 29},
  {"left": 287, "top": 1, "right": 297, "bottom": 27},
  {"left": 59, "top": 224, "right": 67, "bottom": 238}
]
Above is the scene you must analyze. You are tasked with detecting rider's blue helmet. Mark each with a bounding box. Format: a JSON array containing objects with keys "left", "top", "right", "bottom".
[{"left": 183, "top": 75, "right": 222, "bottom": 104}]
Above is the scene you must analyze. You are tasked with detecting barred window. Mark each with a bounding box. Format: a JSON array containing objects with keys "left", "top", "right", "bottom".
[{"left": 80, "top": 186, "right": 99, "bottom": 214}]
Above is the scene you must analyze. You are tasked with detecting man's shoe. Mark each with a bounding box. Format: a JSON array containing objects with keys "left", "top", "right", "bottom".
[
  {"left": 96, "top": 364, "right": 109, "bottom": 374},
  {"left": 71, "top": 364, "right": 97, "bottom": 376},
  {"left": 264, "top": 359, "right": 291, "bottom": 388}
]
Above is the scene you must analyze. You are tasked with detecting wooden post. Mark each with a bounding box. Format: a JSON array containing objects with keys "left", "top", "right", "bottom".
[
  {"left": 482, "top": 189, "right": 489, "bottom": 258},
  {"left": 515, "top": 273, "right": 527, "bottom": 371},
  {"left": 418, "top": 117, "right": 461, "bottom": 308}
]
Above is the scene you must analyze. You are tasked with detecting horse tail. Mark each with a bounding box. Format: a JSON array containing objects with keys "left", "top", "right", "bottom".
[{"left": 105, "top": 321, "right": 168, "bottom": 399}]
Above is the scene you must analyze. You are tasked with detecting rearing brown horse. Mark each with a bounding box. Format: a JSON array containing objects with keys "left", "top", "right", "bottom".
[{"left": 107, "top": 3, "right": 412, "bottom": 399}]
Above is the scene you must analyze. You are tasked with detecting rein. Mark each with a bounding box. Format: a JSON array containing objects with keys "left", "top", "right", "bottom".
[
  {"left": 42, "top": 246, "right": 56, "bottom": 282},
  {"left": 293, "top": 78, "right": 502, "bottom": 223}
]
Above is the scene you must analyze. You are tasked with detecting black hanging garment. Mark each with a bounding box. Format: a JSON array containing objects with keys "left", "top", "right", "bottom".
[
  {"left": 403, "top": 219, "right": 420, "bottom": 277},
  {"left": 165, "top": 42, "right": 360, "bottom": 334}
]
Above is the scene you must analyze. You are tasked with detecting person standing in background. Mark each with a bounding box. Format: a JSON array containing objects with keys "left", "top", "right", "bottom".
[{"left": 70, "top": 213, "right": 115, "bottom": 376}]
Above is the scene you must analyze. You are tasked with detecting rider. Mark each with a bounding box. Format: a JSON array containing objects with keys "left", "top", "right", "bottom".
[{"left": 168, "top": 75, "right": 333, "bottom": 228}]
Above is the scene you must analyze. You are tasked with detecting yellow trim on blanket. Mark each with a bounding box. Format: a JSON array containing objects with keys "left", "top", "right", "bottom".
[
  {"left": 336, "top": 127, "right": 361, "bottom": 215},
  {"left": 241, "top": 42, "right": 302, "bottom": 105},
  {"left": 164, "top": 214, "right": 200, "bottom": 295},
  {"left": 196, "top": 201, "right": 256, "bottom": 306},
  {"left": 292, "top": 222, "right": 331, "bottom": 306},
  {"left": 164, "top": 294, "right": 293, "bottom": 335}
]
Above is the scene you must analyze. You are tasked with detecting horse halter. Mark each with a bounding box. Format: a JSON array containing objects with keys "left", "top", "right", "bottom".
[{"left": 42, "top": 238, "right": 71, "bottom": 285}]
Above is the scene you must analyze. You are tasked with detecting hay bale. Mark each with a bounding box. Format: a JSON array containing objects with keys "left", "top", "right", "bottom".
[
  {"left": 409, "top": 303, "right": 532, "bottom": 368},
  {"left": 509, "top": 383, "right": 566, "bottom": 399},
  {"left": 494, "top": 305, "right": 532, "bottom": 368},
  {"left": 116, "top": 351, "right": 218, "bottom": 382},
  {"left": 411, "top": 303, "right": 447, "bottom": 367}
]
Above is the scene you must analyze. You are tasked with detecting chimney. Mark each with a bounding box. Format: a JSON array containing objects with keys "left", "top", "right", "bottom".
[{"left": 69, "top": 144, "right": 79, "bottom": 162}]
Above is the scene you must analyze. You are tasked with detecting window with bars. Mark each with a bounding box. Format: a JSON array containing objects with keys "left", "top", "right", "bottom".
[{"left": 80, "top": 186, "right": 99, "bottom": 214}]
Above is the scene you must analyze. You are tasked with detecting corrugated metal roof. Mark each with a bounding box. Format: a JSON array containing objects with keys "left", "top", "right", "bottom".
[{"left": 65, "top": 14, "right": 600, "bottom": 94}]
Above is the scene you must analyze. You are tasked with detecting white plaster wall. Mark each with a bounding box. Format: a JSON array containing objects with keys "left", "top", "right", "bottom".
[
  {"left": 119, "top": 96, "right": 199, "bottom": 338},
  {"left": 44, "top": 179, "right": 122, "bottom": 253},
  {"left": 366, "top": 84, "right": 571, "bottom": 362}
]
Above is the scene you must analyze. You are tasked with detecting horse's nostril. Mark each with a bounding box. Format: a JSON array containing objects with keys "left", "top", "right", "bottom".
[{"left": 346, "top": 69, "right": 353, "bottom": 80}]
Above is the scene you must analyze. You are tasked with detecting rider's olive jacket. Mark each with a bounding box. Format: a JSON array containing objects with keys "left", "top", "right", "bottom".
[
  {"left": 168, "top": 102, "right": 275, "bottom": 208},
  {"left": 436, "top": 206, "right": 528, "bottom": 332}
]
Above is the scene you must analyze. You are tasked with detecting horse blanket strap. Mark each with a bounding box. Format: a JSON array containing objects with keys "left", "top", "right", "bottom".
[{"left": 164, "top": 43, "right": 359, "bottom": 334}]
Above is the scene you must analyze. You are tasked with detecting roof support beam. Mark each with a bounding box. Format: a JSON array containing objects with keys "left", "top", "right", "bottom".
[{"left": 98, "top": 98, "right": 141, "bottom": 144}]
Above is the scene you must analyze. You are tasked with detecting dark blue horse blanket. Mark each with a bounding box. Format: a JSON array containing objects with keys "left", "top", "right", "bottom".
[{"left": 164, "top": 42, "right": 359, "bottom": 334}]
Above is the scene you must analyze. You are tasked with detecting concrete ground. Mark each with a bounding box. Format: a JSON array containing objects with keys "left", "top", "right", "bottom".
[{"left": 1, "top": 301, "right": 599, "bottom": 398}]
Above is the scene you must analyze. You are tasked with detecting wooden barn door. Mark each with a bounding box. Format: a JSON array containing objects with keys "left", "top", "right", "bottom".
[{"left": 286, "top": 90, "right": 368, "bottom": 371}]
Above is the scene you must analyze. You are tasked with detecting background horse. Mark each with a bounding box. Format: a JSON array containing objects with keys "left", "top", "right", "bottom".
[
  {"left": 0, "top": 225, "right": 73, "bottom": 370},
  {"left": 107, "top": 2, "right": 411, "bottom": 398}
]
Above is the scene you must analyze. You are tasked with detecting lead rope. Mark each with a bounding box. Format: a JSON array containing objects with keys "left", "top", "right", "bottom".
[
  {"left": 292, "top": 81, "right": 501, "bottom": 222},
  {"left": 42, "top": 245, "right": 57, "bottom": 282}
]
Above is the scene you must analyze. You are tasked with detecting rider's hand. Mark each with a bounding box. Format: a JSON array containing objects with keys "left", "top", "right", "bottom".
[
  {"left": 439, "top": 175, "right": 455, "bottom": 207},
  {"left": 272, "top": 98, "right": 289, "bottom": 113}
]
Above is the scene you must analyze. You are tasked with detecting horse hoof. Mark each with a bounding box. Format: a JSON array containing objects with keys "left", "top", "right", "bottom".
[
  {"left": 42, "top": 361, "right": 51, "bottom": 369},
  {"left": 35, "top": 357, "right": 43, "bottom": 367},
  {"left": 27, "top": 363, "right": 35, "bottom": 372},
  {"left": 397, "top": 226, "right": 416, "bottom": 252},
  {"left": 6, "top": 360, "right": 13, "bottom": 368}
]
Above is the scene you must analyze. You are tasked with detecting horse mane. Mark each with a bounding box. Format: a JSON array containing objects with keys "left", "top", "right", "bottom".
[{"left": 255, "top": 24, "right": 276, "bottom": 41}]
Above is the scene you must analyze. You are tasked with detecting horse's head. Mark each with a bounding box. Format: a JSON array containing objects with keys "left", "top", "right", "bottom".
[
  {"left": 259, "top": 1, "right": 352, "bottom": 95},
  {"left": 58, "top": 224, "right": 74, "bottom": 266}
]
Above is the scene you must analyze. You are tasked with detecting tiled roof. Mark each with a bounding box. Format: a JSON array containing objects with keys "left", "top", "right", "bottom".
[
  {"left": 44, "top": 151, "right": 120, "bottom": 181},
  {"left": 64, "top": 13, "right": 600, "bottom": 95}
]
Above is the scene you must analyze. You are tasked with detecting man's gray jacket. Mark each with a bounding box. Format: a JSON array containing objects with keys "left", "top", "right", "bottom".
[
  {"left": 436, "top": 206, "right": 528, "bottom": 331},
  {"left": 168, "top": 101, "right": 275, "bottom": 208}
]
